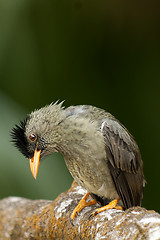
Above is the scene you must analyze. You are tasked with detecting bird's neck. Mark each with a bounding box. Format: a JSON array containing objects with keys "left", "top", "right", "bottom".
[{"left": 55, "top": 115, "right": 104, "bottom": 160}]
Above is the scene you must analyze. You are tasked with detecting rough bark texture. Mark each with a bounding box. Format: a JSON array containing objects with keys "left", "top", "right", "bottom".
[{"left": 0, "top": 181, "right": 160, "bottom": 240}]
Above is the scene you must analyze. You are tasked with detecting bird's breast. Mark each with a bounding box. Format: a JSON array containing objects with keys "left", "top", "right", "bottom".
[
  {"left": 60, "top": 119, "right": 118, "bottom": 199},
  {"left": 64, "top": 149, "right": 118, "bottom": 199}
]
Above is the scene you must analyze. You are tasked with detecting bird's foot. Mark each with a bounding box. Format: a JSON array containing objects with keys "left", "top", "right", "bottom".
[
  {"left": 91, "top": 198, "right": 123, "bottom": 217},
  {"left": 70, "top": 192, "right": 96, "bottom": 222}
]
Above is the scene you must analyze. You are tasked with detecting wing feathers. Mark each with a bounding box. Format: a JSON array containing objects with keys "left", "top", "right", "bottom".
[{"left": 102, "top": 119, "right": 144, "bottom": 209}]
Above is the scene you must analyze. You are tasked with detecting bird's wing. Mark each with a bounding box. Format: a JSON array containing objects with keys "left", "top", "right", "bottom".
[{"left": 101, "top": 119, "right": 144, "bottom": 209}]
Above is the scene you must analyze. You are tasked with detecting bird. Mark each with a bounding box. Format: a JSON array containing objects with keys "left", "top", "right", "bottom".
[{"left": 11, "top": 101, "right": 145, "bottom": 220}]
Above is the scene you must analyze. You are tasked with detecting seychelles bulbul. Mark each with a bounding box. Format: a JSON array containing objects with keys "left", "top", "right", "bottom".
[{"left": 11, "top": 102, "right": 145, "bottom": 220}]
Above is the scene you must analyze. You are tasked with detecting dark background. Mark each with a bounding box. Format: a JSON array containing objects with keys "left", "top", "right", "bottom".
[{"left": 0, "top": 0, "right": 159, "bottom": 212}]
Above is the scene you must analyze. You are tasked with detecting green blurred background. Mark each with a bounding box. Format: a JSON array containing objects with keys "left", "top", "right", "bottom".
[{"left": 0, "top": 0, "right": 159, "bottom": 212}]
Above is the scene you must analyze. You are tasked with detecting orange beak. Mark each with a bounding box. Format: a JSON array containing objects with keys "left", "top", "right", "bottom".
[{"left": 29, "top": 149, "right": 41, "bottom": 179}]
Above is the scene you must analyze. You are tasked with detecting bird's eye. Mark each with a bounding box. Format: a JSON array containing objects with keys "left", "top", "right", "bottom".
[{"left": 29, "top": 133, "right": 37, "bottom": 142}]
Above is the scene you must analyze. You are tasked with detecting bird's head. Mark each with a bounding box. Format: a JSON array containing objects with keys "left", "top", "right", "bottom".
[{"left": 11, "top": 102, "right": 65, "bottom": 179}]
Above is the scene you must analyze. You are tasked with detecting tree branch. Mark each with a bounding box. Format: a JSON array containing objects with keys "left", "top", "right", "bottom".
[{"left": 0, "top": 181, "right": 160, "bottom": 239}]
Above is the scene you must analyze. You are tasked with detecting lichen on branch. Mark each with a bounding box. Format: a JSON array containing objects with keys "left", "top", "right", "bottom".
[{"left": 0, "top": 182, "right": 160, "bottom": 239}]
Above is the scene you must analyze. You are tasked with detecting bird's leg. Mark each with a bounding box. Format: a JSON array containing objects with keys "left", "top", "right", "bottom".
[
  {"left": 91, "top": 198, "right": 123, "bottom": 217},
  {"left": 71, "top": 192, "right": 97, "bottom": 221}
]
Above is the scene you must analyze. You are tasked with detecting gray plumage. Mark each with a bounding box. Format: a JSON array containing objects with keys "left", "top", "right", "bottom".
[{"left": 11, "top": 102, "right": 145, "bottom": 209}]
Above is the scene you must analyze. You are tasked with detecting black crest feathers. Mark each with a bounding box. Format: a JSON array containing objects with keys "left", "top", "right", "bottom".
[{"left": 11, "top": 116, "right": 30, "bottom": 158}]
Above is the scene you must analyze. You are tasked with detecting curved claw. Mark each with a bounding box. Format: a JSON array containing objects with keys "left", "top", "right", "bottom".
[
  {"left": 90, "top": 198, "right": 123, "bottom": 218},
  {"left": 70, "top": 192, "right": 97, "bottom": 223}
]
